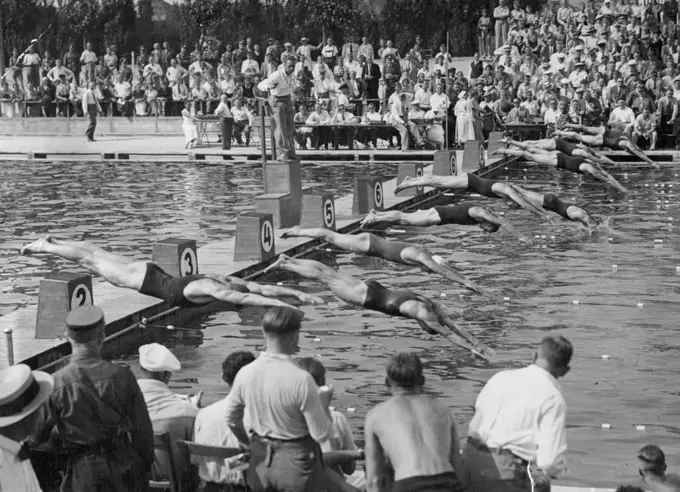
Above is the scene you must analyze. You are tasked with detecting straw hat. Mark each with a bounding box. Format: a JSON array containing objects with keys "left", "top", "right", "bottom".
[{"left": 0, "top": 364, "right": 53, "bottom": 428}]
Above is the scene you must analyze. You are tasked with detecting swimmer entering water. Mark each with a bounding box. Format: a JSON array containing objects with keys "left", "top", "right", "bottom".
[
  {"left": 394, "top": 172, "right": 552, "bottom": 220},
  {"left": 281, "top": 227, "right": 486, "bottom": 294},
  {"left": 493, "top": 148, "right": 628, "bottom": 193},
  {"left": 20, "top": 236, "right": 322, "bottom": 310},
  {"left": 360, "top": 203, "right": 533, "bottom": 244},
  {"left": 553, "top": 123, "right": 660, "bottom": 169},
  {"left": 263, "top": 255, "right": 494, "bottom": 360},
  {"left": 510, "top": 187, "right": 599, "bottom": 230},
  {"left": 501, "top": 136, "right": 617, "bottom": 166}
]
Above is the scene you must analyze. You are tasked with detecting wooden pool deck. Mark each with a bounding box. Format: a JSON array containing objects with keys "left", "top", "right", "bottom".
[{"left": 0, "top": 148, "right": 515, "bottom": 371}]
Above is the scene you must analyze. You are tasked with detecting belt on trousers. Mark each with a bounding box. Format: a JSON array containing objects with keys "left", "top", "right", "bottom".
[
  {"left": 467, "top": 436, "right": 523, "bottom": 459},
  {"left": 251, "top": 433, "right": 311, "bottom": 444}
]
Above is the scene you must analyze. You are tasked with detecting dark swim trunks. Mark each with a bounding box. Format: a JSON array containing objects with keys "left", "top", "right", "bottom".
[
  {"left": 554, "top": 138, "right": 580, "bottom": 156},
  {"left": 466, "top": 173, "right": 497, "bottom": 198},
  {"left": 433, "top": 202, "right": 481, "bottom": 226},
  {"left": 366, "top": 233, "right": 408, "bottom": 264},
  {"left": 139, "top": 263, "right": 208, "bottom": 308},
  {"left": 556, "top": 153, "right": 586, "bottom": 173},
  {"left": 542, "top": 193, "right": 571, "bottom": 219},
  {"left": 392, "top": 471, "right": 465, "bottom": 492},
  {"left": 603, "top": 128, "right": 624, "bottom": 149},
  {"left": 363, "top": 280, "right": 422, "bottom": 317}
]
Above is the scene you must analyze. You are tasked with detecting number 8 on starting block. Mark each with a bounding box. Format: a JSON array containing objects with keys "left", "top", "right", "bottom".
[{"left": 234, "top": 212, "right": 276, "bottom": 262}]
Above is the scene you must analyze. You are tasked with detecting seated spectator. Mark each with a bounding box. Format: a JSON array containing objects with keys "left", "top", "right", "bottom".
[
  {"left": 114, "top": 74, "right": 132, "bottom": 116},
  {"left": 47, "top": 58, "right": 74, "bottom": 85},
  {"left": 306, "top": 101, "right": 332, "bottom": 149},
  {"left": 424, "top": 105, "right": 447, "bottom": 149},
  {"left": 172, "top": 80, "right": 189, "bottom": 116},
  {"left": 69, "top": 81, "right": 83, "bottom": 117},
  {"left": 231, "top": 98, "right": 253, "bottom": 146},
  {"left": 294, "top": 104, "right": 313, "bottom": 149},
  {"left": 633, "top": 106, "right": 658, "bottom": 150},
  {"left": 133, "top": 83, "right": 147, "bottom": 116},
  {"left": 637, "top": 445, "right": 680, "bottom": 492},
  {"left": 38, "top": 77, "right": 55, "bottom": 117},
  {"left": 507, "top": 96, "right": 532, "bottom": 123},
  {"left": 330, "top": 103, "right": 359, "bottom": 148},
  {"left": 146, "top": 83, "right": 160, "bottom": 116},
  {"left": 241, "top": 51, "right": 259, "bottom": 76},
  {"left": 193, "top": 351, "right": 255, "bottom": 490},
  {"left": 137, "top": 343, "right": 200, "bottom": 492},
  {"left": 609, "top": 98, "right": 636, "bottom": 136},
  {"left": 24, "top": 82, "right": 40, "bottom": 117},
  {"left": 358, "top": 102, "right": 383, "bottom": 149},
  {"left": 390, "top": 92, "right": 425, "bottom": 150},
  {"left": 55, "top": 75, "right": 71, "bottom": 116}
]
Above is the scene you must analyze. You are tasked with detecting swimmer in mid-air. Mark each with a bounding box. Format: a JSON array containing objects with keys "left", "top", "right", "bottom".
[
  {"left": 20, "top": 236, "right": 322, "bottom": 310},
  {"left": 500, "top": 137, "right": 617, "bottom": 166},
  {"left": 493, "top": 148, "right": 628, "bottom": 193},
  {"left": 281, "top": 226, "right": 486, "bottom": 293},
  {"left": 359, "top": 203, "right": 533, "bottom": 244},
  {"left": 553, "top": 124, "right": 659, "bottom": 168},
  {"left": 263, "top": 254, "right": 494, "bottom": 360},
  {"left": 393, "top": 172, "right": 552, "bottom": 220}
]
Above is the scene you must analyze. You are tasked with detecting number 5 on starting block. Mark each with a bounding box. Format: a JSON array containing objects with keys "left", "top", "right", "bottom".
[
  {"left": 301, "top": 193, "right": 336, "bottom": 230},
  {"left": 234, "top": 212, "right": 276, "bottom": 262}
]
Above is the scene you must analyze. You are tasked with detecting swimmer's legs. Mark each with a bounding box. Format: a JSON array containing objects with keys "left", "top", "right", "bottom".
[
  {"left": 563, "top": 123, "right": 603, "bottom": 136},
  {"left": 508, "top": 185, "right": 545, "bottom": 209},
  {"left": 21, "top": 236, "right": 147, "bottom": 290},
  {"left": 580, "top": 163, "right": 628, "bottom": 193},
  {"left": 499, "top": 183, "right": 553, "bottom": 220},
  {"left": 619, "top": 139, "right": 660, "bottom": 169},
  {"left": 575, "top": 147, "right": 617, "bottom": 166},
  {"left": 494, "top": 148, "right": 557, "bottom": 166},
  {"left": 281, "top": 227, "right": 371, "bottom": 254},
  {"left": 402, "top": 247, "right": 484, "bottom": 294},
  {"left": 503, "top": 137, "right": 556, "bottom": 151},
  {"left": 394, "top": 174, "right": 466, "bottom": 194},
  {"left": 361, "top": 209, "right": 442, "bottom": 228}
]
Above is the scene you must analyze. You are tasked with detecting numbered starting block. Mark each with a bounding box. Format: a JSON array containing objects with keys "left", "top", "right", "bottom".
[
  {"left": 487, "top": 131, "right": 506, "bottom": 156},
  {"left": 255, "top": 193, "right": 300, "bottom": 228},
  {"left": 35, "top": 272, "right": 93, "bottom": 339},
  {"left": 462, "top": 141, "right": 485, "bottom": 171},
  {"left": 234, "top": 212, "right": 276, "bottom": 262},
  {"left": 433, "top": 150, "right": 458, "bottom": 176},
  {"left": 300, "top": 193, "right": 336, "bottom": 230},
  {"left": 352, "top": 177, "right": 384, "bottom": 215},
  {"left": 152, "top": 238, "right": 199, "bottom": 277},
  {"left": 396, "top": 162, "right": 426, "bottom": 197}
]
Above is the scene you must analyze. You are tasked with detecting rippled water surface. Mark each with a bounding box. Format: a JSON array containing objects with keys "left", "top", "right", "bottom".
[{"left": 1, "top": 159, "right": 679, "bottom": 487}]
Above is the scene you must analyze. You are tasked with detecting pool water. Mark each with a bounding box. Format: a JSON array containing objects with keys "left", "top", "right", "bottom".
[{"left": 2, "top": 160, "right": 679, "bottom": 488}]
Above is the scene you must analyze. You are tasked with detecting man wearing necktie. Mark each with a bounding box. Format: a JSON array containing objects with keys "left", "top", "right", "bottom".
[{"left": 82, "top": 82, "right": 103, "bottom": 142}]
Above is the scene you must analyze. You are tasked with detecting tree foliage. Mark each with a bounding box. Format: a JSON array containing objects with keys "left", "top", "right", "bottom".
[
  {"left": 1, "top": 0, "right": 40, "bottom": 50},
  {"left": 286, "top": 0, "right": 355, "bottom": 39},
  {"left": 100, "top": 0, "right": 136, "bottom": 51}
]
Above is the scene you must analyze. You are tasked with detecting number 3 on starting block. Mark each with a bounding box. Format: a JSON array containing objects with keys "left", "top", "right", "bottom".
[{"left": 152, "top": 238, "right": 199, "bottom": 277}]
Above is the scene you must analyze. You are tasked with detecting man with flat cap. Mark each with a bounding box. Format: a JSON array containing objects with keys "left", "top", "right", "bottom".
[
  {"left": 138, "top": 343, "right": 200, "bottom": 492},
  {"left": 31, "top": 305, "right": 154, "bottom": 492}
]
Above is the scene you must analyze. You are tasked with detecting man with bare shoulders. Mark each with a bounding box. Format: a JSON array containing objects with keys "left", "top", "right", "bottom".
[{"left": 364, "top": 353, "right": 466, "bottom": 492}]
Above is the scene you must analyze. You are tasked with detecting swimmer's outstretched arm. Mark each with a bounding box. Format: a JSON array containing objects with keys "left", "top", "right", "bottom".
[
  {"left": 496, "top": 183, "right": 554, "bottom": 220},
  {"left": 227, "top": 277, "right": 324, "bottom": 304},
  {"left": 576, "top": 144, "right": 617, "bottom": 166},
  {"left": 411, "top": 252, "right": 487, "bottom": 295},
  {"left": 360, "top": 209, "right": 440, "bottom": 228},
  {"left": 583, "top": 162, "right": 628, "bottom": 193},
  {"left": 208, "top": 286, "right": 302, "bottom": 311},
  {"left": 618, "top": 139, "right": 660, "bottom": 169},
  {"left": 563, "top": 123, "right": 599, "bottom": 135},
  {"left": 394, "top": 174, "right": 466, "bottom": 193},
  {"left": 493, "top": 148, "right": 556, "bottom": 166},
  {"left": 469, "top": 206, "right": 534, "bottom": 244},
  {"left": 501, "top": 137, "right": 553, "bottom": 151}
]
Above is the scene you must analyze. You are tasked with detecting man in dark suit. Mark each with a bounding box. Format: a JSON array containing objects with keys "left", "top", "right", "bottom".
[{"left": 360, "top": 55, "right": 381, "bottom": 103}]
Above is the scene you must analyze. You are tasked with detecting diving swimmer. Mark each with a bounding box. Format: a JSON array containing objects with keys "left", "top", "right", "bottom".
[
  {"left": 359, "top": 202, "right": 533, "bottom": 244},
  {"left": 500, "top": 136, "right": 617, "bottom": 166},
  {"left": 493, "top": 148, "right": 628, "bottom": 193},
  {"left": 20, "top": 236, "right": 322, "bottom": 310},
  {"left": 263, "top": 254, "right": 495, "bottom": 360},
  {"left": 281, "top": 227, "right": 487, "bottom": 293},
  {"left": 393, "top": 172, "right": 552, "bottom": 220},
  {"left": 553, "top": 123, "right": 660, "bottom": 169}
]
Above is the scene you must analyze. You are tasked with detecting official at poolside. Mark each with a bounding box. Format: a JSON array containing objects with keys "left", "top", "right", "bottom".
[
  {"left": 463, "top": 335, "right": 573, "bottom": 492},
  {"left": 31, "top": 305, "right": 154, "bottom": 491},
  {"left": 82, "top": 82, "right": 102, "bottom": 142},
  {"left": 224, "top": 307, "right": 333, "bottom": 491},
  {"left": 258, "top": 57, "right": 298, "bottom": 161},
  {"left": 215, "top": 94, "right": 234, "bottom": 150}
]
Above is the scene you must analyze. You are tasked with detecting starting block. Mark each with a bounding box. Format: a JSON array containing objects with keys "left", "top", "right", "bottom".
[
  {"left": 300, "top": 193, "right": 336, "bottom": 230},
  {"left": 35, "top": 272, "right": 93, "bottom": 339},
  {"left": 433, "top": 150, "right": 458, "bottom": 176},
  {"left": 255, "top": 193, "right": 299, "bottom": 228},
  {"left": 234, "top": 212, "right": 276, "bottom": 262},
  {"left": 462, "top": 141, "right": 485, "bottom": 171},
  {"left": 487, "top": 131, "right": 506, "bottom": 156},
  {"left": 396, "top": 162, "right": 426, "bottom": 197},
  {"left": 152, "top": 238, "right": 198, "bottom": 277},
  {"left": 264, "top": 160, "right": 302, "bottom": 200},
  {"left": 352, "top": 177, "right": 384, "bottom": 215}
]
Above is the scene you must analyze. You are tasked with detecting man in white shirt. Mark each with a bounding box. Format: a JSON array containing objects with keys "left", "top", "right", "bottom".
[
  {"left": 306, "top": 102, "right": 332, "bottom": 149},
  {"left": 193, "top": 351, "right": 255, "bottom": 488},
  {"left": 429, "top": 83, "right": 451, "bottom": 114},
  {"left": 608, "top": 98, "right": 636, "bottom": 136},
  {"left": 231, "top": 97, "right": 253, "bottom": 146},
  {"left": 463, "top": 336, "right": 573, "bottom": 492},
  {"left": 358, "top": 36, "right": 374, "bottom": 62},
  {"left": 330, "top": 103, "right": 359, "bottom": 148},
  {"left": 214, "top": 95, "right": 234, "bottom": 150},
  {"left": 114, "top": 75, "right": 132, "bottom": 116},
  {"left": 632, "top": 107, "right": 658, "bottom": 150},
  {"left": 82, "top": 82, "right": 102, "bottom": 142},
  {"left": 296, "top": 38, "right": 314, "bottom": 70},
  {"left": 166, "top": 58, "right": 187, "bottom": 87},
  {"left": 258, "top": 58, "right": 299, "bottom": 160},
  {"left": 47, "top": 58, "right": 74, "bottom": 84},
  {"left": 224, "top": 307, "right": 333, "bottom": 492},
  {"left": 80, "top": 42, "right": 97, "bottom": 83},
  {"left": 390, "top": 92, "right": 424, "bottom": 151}
]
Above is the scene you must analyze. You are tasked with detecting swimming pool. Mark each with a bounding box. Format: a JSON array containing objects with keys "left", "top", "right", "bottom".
[{"left": 1, "top": 159, "right": 679, "bottom": 487}]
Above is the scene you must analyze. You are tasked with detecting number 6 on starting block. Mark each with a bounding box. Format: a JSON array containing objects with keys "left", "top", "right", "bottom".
[
  {"left": 352, "top": 177, "right": 384, "bottom": 215},
  {"left": 152, "top": 238, "right": 199, "bottom": 277},
  {"left": 300, "top": 193, "right": 336, "bottom": 230},
  {"left": 35, "top": 272, "right": 93, "bottom": 339},
  {"left": 234, "top": 212, "right": 276, "bottom": 262}
]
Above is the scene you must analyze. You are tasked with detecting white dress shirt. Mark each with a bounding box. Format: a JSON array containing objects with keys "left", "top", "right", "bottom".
[
  {"left": 609, "top": 106, "right": 636, "bottom": 127},
  {"left": 467, "top": 364, "right": 568, "bottom": 477},
  {"left": 257, "top": 65, "right": 296, "bottom": 97},
  {"left": 0, "top": 435, "right": 42, "bottom": 492},
  {"left": 429, "top": 93, "right": 450, "bottom": 113}
]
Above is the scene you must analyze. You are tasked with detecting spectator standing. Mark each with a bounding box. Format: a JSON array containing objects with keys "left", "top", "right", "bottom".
[
  {"left": 19, "top": 43, "right": 41, "bottom": 90},
  {"left": 342, "top": 35, "right": 359, "bottom": 61},
  {"left": 80, "top": 42, "right": 97, "bottom": 84},
  {"left": 224, "top": 307, "right": 334, "bottom": 492},
  {"left": 215, "top": 94, "right": 234, "bottom": 150},
  {"left": 193, "top": 351, "right": 256, "bottom": 490},
  {"left": 478, "top": 9, "right": 493, "bottom": 58},
  {"left": 231, "top": 97, "right": 253, "bottom": 146},
  {"left": 0, "top": 364, "right": 53, "bottom": 492},
  {"left": 364, "top": 353, "right": 466, "bottom": 492},
  {"left": 321, "top": 38, "right": 339, "bottom": 72},
  {"left": 358, "top": 37, "right": 374, "bottom": 62},
  {"left": 463, "top": 335, "right": 573, "bottom": 492},
  {"left": 62, "top": 43, "right": 80, "bottom": 77},
  {"left": 361, "top": 56, "right": 381, "bottom": 102},
  {"left": 31, "top": 306, "right": 154, "bottom": 491},
  {"left": 137, "top": 343, "right": 200, "bottom": 492},
  {"left": 637, "top": 445, "right": 680, "bottom": 492},
  {"left": 494, "top": 0, "right": 511, "bottom": 51},
  {"left": 296, "top": 37, "right": 314, "bottom": 70}
]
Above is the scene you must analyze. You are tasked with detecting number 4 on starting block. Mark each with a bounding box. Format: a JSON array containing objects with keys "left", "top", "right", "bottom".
[{"left": 234, "top": 212, "right": 276, "bottom": 262}]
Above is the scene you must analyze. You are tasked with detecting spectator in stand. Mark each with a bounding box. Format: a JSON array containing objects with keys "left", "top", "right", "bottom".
[
  {"left": 137, "top": 343, "right": 199, "bottom": 492},
  {"left": 241, "top": 50, "right": 259, "bottom": 76},
  {"left": 609, "top": 98, "right": 636, "bottom": 136},
  {"left": 358, "top": 36, "right": 374, "bottom": 62},
  {"left": 321, "top": 38, "right": 339, "bottom": 72},
  {"left": 478, "top": 10, "right": 492, "bottom": 59},
  {"left": 633, "top": 106, "right": 658, "bottom": 150},
  {"left": 390, "top": 91, "right": 425, "bottom": 151},
  {"left": 296, "top": 37, "right": 314, "bottom": 70},
  {"left": 464, "top": 336, "right": 573, "bottom": 492},
  {"left": 38, "top": 77, "right": 55, "bottom": 117},
  {"left": 306, "top": 101, "right": 332, "bottom": 149},
  {"left": 295, "top": 104, "right": 313, "bottom": 149},
  {"left": 281, "top": 42, "right": 296, "bottom": 64},
  {"left": 361, "top": 55, "right": 381, "bottom": 102},
  {"left": 494, "top": 0, "right": 511, "bottom": 51},
  {"left": 55, "top": 75, "right": 71, "bottom": 116},
  {"left": 342, "top": 35, "right": 359, "bottom": 61},
  {"left": 80, "top": 42, "right": 97, "bottom": 84},
  {"left": 63, "top": 43, "right": 80, "bottom": 77},
  {"left": 19, "top": 43, "right": 41, "bottom": 91},
  {"left": 231, "top": 97, "right": 253, "bottom": 146},
  {"left": 330, "top": 102, "right": 359, "bottom": 149},
  {"left": 193, "top": 351, "right": 255, "bottom": 490},
  {"left": 262, "top": 53, "right": 278, "bottom": 78},
  {"left": 636, "top": 445, "right": 680, "bottom": 492}
]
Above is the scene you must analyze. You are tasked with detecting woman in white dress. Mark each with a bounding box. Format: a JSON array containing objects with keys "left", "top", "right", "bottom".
[
  {"left": 454, "top": 90, "right": 471, "bottom": 144},
  {"left": 181, "top": 101, "right": 197, "bottom": 148}
]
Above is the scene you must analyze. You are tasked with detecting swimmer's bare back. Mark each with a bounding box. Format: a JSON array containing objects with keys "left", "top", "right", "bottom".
[{"left": 365, "top": 395, "right": 459, "bottom": 482}]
